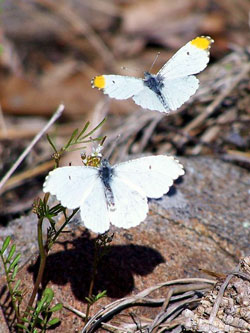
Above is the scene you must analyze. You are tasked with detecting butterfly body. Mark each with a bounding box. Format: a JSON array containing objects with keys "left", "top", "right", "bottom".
[
  {"left": 143, "top": 71, "right": 168, "bottom": 109},
  {"left": 98, "top": 159, "right": 115, "bottom": 210},
  {"left": 98, "top": 159, "right": 113, "bottom": 186},
  {"left": 92, "top": 36, "right": 214, "bottom": 113}
]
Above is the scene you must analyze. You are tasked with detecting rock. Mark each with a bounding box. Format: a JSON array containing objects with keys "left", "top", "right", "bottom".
[{"left": 0, "top": 157, "right": 249, "bottom": 332}]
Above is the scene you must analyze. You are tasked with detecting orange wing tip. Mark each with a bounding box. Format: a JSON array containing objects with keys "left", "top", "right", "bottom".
[
  {"left": 191, "top": 36, "right": 214, "bottom": 50},
  {"left": 91, "top": 75, "right": 106, "bottom": 89}
]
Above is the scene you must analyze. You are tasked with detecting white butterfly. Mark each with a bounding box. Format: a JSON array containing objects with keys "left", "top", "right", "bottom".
[
  {"left": 43, "top": 155, "right": 184, "bottom": 233},
  {"left": 92, "top": 36, "right": 213, "bottom": 113}
]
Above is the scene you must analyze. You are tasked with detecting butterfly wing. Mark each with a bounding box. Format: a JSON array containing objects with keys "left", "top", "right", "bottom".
[
  {"left": 108, "top": 176, "right": 148, "bottom": 228},
  {"left": 91, "top": 75, "right": 144, "bottom": 100},
  {"left": 107, "top": 155, "right": 184, "bottom": 228},
  {"left": 158, "top": 36, "right": 213, "bottom": 79},
  {"left": 161, "top": 75, "right": 199, "bottom": 110},
  {"left": 132, "top": 86, "right": 167, "bottom": 112},
  {"left": 132, "top": 37, "right": 212, "bottom": 112},
  {"left": 43, "top": 166, "right": 98, "bottom": 209},
  {"left": 43, "top": 156, "right": 184, "bottom": 232},
  {"left": 113, "top": 155, "right": 184, "bottom": 199},
  {"left": 91, "top": 37, "right": 213, "bottom": 113},
  {"left": 79, "top": 177, "right": 111, "bottom": 233},
  {"left": 43, "top": 166, "right": 111, "bottom": 233}
]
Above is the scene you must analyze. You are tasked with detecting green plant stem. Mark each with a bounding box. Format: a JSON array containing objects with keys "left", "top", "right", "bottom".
[
  {"left": 25, "top": 215, "right": 48, "bottom": 317},
  {"left": 24, "top": 206, "right": 78, "bottom": 318},
  {"left": 84, "top": 279, "right": 94, "bottom": 325},
  {"left": 50, "top": 208, "right": 79, "bottom": 248},
  {"left": 0, "top": 252, "right": 20, "bottom": 322},
  {"left": 41, "top": 311, "right": 49, "bottom": 333},
  {"left": 84, "top": 241, "right": 99, "bottom": 325}
]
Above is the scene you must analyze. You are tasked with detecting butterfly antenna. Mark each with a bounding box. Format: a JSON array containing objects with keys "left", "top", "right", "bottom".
[{"left": 149, "top": 52, "right": 160, "bottom": 73}]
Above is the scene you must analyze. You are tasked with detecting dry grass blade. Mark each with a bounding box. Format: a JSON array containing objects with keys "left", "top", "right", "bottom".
[
  {"left": 208, "top": 264, "right": 240, "bottom": 324},
  {"left": 104, "top": 111, "right": 166, "bottom": 162},
  {"left": 0, "top": 104, "right": 64, "bottom": 193},
  {"left": 82, "top": 278, "right": 214, "bottom": 332},
  {"left": 184, "top": 63, "right": 250, "bottom": 133},
  {"left": 149, "top": 284, "right": 213, "bottom": 333},
  {"left": 222, "top": 150, "right": 250, "bottom": 166},
  {"left": 136, "top": 112, "right": 164, "bottom": 153},
  {"left": 2, "top": 160, "right": 55, "bottom": 193},
  {"left": 0, "top": 104, "right": 7, "bottom": 135}
]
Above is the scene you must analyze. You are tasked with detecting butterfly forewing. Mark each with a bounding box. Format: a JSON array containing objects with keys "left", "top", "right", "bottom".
[
  {"left": 43, "top": 166, "right": 98, "bottom": 209},
  {"left": 113, "top": 156, "right": 184, "bottom": 199},
  {"left": 158, "top": 37, "right": 213, "bottom": 79},
  {"left": 93, "top": 75, "right": 144, "bottom": 100}
]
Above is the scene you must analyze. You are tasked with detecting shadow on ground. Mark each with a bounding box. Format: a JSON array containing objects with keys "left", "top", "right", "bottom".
[{"left": 28, "top": 230, "right": 165, "bottom": 302}]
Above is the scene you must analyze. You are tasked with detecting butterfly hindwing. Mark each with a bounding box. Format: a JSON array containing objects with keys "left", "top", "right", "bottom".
[
  {"left": 132, "top": 86, "right": 167, "bottom": 112},
  {"left": 108, "top": 176, "right": 148, "bottom": 229},
  {"left": 161, "top": 76, "right": 199, "bottom": 110},
  {"left": 79, "top": 177, "right": 110, "bottom": 234}
]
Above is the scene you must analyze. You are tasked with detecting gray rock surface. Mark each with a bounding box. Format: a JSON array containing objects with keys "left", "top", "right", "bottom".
[
  {"left": 1, "top": 156, "right": 249, "bottom": 274},
  {"left": 0, "top": 157, "right": 249, "bottom": 332},
  {"left": 151, "top": 157, "right": 250, "bottom": 256}
]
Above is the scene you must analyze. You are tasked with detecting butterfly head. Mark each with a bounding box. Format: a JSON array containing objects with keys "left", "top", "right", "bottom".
[
  {"left": 144, "top": 72, "right": 164, "bottom": 92},
  {"left": 100, "top": 159, "right": 111, "bottom": 168},
  {"left": 144, "top": 71, "right": 152, "bottom": 79}
]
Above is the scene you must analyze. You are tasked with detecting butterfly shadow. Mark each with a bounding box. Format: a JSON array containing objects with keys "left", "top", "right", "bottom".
[{"left": 28, "top": 230, "right": 165, "bottom": 302}]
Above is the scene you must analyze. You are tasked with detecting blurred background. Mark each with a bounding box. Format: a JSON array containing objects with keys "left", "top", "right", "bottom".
[
  {"left": 0, "top": 0, "right": 249, "bottom": 213},
  {"left": 0, "top": 3, "right": 249, "bottom": 332},
  {"left": 0, "top": 0, "right": 249, "bottom": 115}
]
